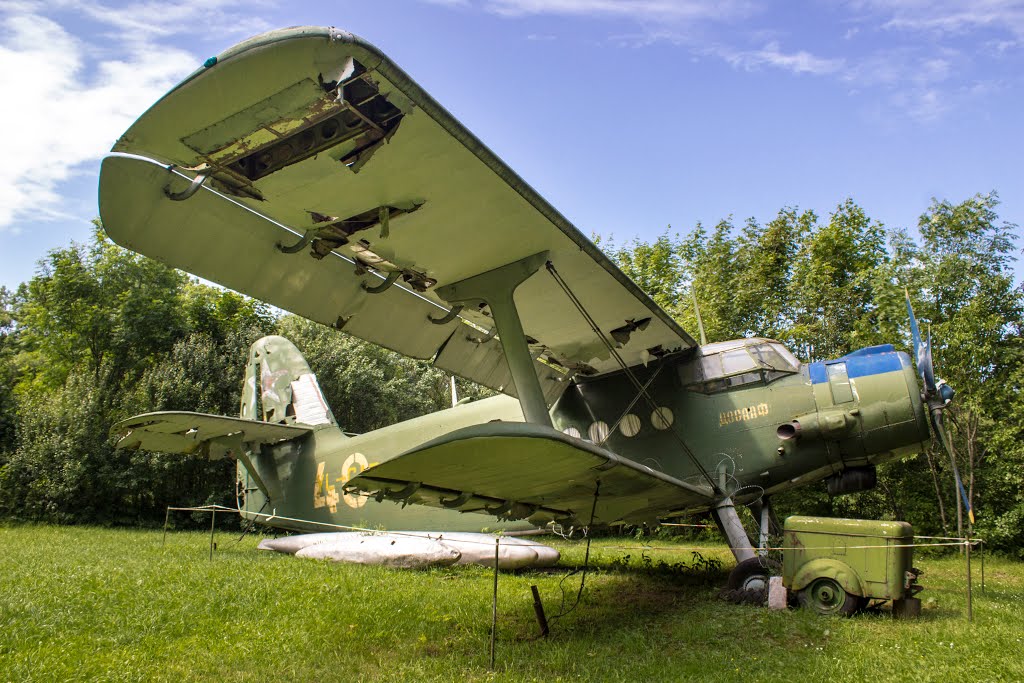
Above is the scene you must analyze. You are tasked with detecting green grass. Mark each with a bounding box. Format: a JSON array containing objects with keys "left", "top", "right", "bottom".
[{"left": 1, "top": 524, "right": 1021, "bottom": 682}]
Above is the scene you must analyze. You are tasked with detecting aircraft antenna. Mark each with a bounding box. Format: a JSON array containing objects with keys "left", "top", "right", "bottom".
[{"left": 692, "top": 289, "right": 708, "bottom": 345}]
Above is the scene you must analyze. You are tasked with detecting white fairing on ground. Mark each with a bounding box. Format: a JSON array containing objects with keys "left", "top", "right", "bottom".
[
  {"left": 258, "top": 531, "right": 560, "bottom": 569},
  {"left": 294, "top": 533, "right": 461, "bottom": 568},
  {"left": 257, "top": 533, "right": 345, "bottom": 554},
  {"left": 402, "top": 531, "right": 538, "bottom": 569}
]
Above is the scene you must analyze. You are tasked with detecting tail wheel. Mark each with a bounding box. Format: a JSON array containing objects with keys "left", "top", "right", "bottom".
[{"left": 798, "top": 577, "right": 861, "bottom": 616}]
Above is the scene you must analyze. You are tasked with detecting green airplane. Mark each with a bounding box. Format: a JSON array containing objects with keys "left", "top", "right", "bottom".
[{"left": 98, "top": 26, "right": 966, "bottom": 586}]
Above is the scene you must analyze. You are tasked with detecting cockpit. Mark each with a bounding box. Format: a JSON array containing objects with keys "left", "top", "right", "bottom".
[{"left": 678, "top": 338, "right": 801, "bottom": 393}]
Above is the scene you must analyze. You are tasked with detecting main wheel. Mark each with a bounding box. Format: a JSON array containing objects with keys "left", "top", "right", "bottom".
[
  {"left": 727, "top": 557, "right": 780, "bottom": 592},
  {"left": 798, "top": 577, "right": 861, "bottom": 616}
]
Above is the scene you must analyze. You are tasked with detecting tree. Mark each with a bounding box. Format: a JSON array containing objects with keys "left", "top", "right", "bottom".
[
  {"left": 0, "top": 286, "right": 18, "bottom": 461},
  {"left": 602, "top": 194, "right": 1024, "bottom": 551},
  {"left": 14, "top": 222, "right": 186, "bottom": 390},
  {"left": 912, "top": 193, "right": 1023, "bottom": 543},
  {"left": 788, "top": 200, "right": 891, "bottom": 360}
]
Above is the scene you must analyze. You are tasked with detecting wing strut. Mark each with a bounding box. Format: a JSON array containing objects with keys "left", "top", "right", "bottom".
[{"left": 436, "top": 252, "right": 551, "bottom": 426}]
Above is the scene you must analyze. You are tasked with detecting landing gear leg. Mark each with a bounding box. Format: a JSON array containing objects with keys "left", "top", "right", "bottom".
[
  {"left": 712, "top": 497, "right": 756, "bottom": 564},
  {"left": 749, "top": 496, "right": 780, "bottom": 557},
  {"left": 714, "top": 497, "right": 779, "bottom": 596}
]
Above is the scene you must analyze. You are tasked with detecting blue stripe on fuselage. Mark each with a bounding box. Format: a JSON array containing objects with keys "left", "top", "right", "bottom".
[{"left": 809, "top": 349, "right": 905, "bottom": 384}]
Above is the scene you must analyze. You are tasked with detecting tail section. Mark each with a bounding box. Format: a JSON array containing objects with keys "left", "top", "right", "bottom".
[{"left": 240, "top": 335, "right": 338, "bottom": 429}]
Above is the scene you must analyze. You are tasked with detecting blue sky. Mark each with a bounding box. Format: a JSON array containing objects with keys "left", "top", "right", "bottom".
[{"left": 1, "top": 0, "right": 1022, "bottom": 292}]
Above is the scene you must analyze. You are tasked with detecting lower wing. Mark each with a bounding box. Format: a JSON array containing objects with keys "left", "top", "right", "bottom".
[{"left": 344, "top": 422, "right": 714, "bottom": 527}]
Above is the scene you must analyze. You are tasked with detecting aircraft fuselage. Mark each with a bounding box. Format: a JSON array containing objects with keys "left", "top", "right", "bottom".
[{"left": 239, "top": 336, "right": 929, "bottom": 532}]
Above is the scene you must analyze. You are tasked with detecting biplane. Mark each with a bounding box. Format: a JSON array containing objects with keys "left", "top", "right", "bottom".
[{"left": 99, "top": 26, "right": 965, "bottom": 588}]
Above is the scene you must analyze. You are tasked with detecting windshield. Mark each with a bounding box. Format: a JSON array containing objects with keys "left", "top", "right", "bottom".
[{"left": 678, "top": 339, "right": 800, "bottom": 392}]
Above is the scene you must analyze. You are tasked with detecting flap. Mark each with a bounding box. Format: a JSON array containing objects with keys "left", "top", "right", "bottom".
[{"left": 344, "top": 422, "right": 714, "bottom": 526}]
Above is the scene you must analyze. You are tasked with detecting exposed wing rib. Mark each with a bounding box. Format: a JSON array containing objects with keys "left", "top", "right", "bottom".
[
  {"left": 344, "top": 422, "right": 714, "bottom": 526},
  {"left": 99, "top": 27, "right": 695, "bottom": 400}
]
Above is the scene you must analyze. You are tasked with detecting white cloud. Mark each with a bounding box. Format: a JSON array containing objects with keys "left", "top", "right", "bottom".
[
  {"left": 419, "top": 0, "right": 1010, "bottom": 122},
  {"left": 714, "top": 41, "right": 845, "bottom": 75},
  {"left": 852, "top": 0, "right": 1024, "bottom": 38},
  {"left": 59, "top": 0, "right": 273, "bottom": 40},
  {"left": 0, "top": 1, "right": 264, "bottom": 232},
  {"left": 483, "top": 0, "right": 751, "bottom": 20}
]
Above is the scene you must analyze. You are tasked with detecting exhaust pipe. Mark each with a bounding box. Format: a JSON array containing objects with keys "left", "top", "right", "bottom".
[{"left": 777, "top": 410, "right": 856, "bottom": 442}]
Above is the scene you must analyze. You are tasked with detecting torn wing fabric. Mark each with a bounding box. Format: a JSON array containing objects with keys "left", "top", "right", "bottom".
[
  {"left": 98, "top": 27, "right": 695, "bottom": 401},
  {"left": 344, "top": 422, "right": 714, "bottom": 527},
  {"left": 112, "top": 411, "right": 312, "bottom": 457}
]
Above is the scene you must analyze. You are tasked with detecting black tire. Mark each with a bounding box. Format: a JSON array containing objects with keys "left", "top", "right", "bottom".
[
  {"left": 797, "top": 577, "right": 861, "bottom": 616},
  {"left": 727, "top": 557, "right": 781, "bottom": 592}
]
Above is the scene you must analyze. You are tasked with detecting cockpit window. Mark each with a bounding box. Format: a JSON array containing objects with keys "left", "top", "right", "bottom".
[{"left": 679, "top": 338, "right": 801, "bottom": 393}]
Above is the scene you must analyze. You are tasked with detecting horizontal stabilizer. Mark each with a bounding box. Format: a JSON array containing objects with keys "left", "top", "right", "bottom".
[
  {"left": 112, "top": 411, "right": 312, "bottom": 456},
  {"left": 345, "top": 423, "right": 714, "bottom": 527}
]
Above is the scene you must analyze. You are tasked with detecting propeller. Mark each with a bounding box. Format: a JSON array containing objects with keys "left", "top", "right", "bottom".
[{"left": 906, "top": 291, "right": 973, "bottom": 525}]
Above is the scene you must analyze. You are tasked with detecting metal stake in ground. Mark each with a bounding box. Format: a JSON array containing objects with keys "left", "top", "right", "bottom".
[
  {"left": 490, "top": 538, "right": 499, "bottom": 670},
  {"left": 209, "top": 509, "right": 216, "bottom": 561},
  {"left": 966, "top": 536, "right": 972, "bottom": 622}
]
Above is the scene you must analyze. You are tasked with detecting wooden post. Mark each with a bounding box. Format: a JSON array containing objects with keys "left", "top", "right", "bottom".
[
  {"left": 162, "top": 507, "right": 170, "bottom": 547},
  {"left": 531, "top": 585, "right": 549, "bottom": 637}
]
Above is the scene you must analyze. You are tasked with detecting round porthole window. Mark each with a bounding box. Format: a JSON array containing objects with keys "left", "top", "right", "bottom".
[
  {"left": 619, "top": 414, "right": 641, "bottom": 437},
  {"left": 588, "top": 421, "right": 610, "bottom": 443},
  {"left": 651, "top": 407, "right": 674, "bottom": 430},
  {"left": 562, "top": 426, "right": 581, "bottom": 439}
]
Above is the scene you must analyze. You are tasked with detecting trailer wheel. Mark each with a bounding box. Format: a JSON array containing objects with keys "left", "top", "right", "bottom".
[{"left": 798, "top": 577, "right": 861, "bottom": 616}]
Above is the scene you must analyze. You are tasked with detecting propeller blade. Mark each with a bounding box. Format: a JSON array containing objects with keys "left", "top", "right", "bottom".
[
  {"left": 922, "top": 328, "right": 936, "bottom": 393},
  {"left": 929, "top": 407, "right": 974, "bottom": 525},
  {"left": 905, "top": 291, "right": 937, "bottom": 394},
  {"left": 908, "top": 291, "right": 970, "bottom": 524}
]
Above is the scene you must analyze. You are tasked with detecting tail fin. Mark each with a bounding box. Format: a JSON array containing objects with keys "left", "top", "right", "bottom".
[{"left": 240, "top": 335, "right": 339, "bottom": 429}]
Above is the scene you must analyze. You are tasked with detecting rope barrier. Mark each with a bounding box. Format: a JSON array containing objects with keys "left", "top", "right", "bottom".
[{"left": 164, "top": 506, "right": 984, "bottom": 553}]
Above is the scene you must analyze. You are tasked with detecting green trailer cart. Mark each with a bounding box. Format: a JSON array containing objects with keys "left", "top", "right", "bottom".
[{"left": 782, "top": 516, "right": 923, "bottom": 616}]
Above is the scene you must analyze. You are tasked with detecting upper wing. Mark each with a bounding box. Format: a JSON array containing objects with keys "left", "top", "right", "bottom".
[
  {"left": 112, "top": 411, "right": 312, "bottom": 456},
  {"left": 344, "top": 423, "right": 714, "bottom": 526},
  {"left": 99, "top": 27, "right": 695, "bottom": 398}
]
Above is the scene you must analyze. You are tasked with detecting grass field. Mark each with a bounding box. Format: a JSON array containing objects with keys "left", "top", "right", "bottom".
[{"left": 1, "top": 524, "right": 1021, "bottom": 683}]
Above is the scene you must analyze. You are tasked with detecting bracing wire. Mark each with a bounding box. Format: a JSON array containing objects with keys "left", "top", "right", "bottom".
[{"left": 550, "top": 481, "right": 601, "bottom": 621}]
